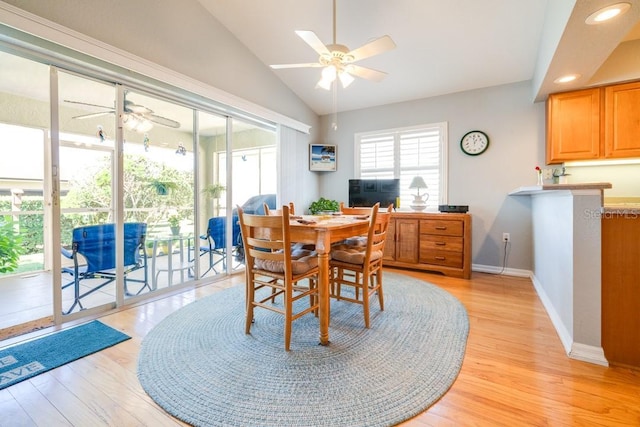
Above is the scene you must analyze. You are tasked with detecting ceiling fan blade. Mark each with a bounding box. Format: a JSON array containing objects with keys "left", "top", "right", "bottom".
[
  {"left": 64, "top": 99, "right": 115, "bottom": 110},
  {"left": 72, "top": 111, "right": 115, "bottom": 120},
  {"left": 348, "top": 65, "right": 388, "bottom": 82},
  {"left": 125, "top": 100, "right": 153, "bottom": 114},
  {"left": 270, "top": 62, "right": 324, "bottom": 69},
  {"left": 148, "top": 114, "right": 180, "bottom": 128},
  {"left": 295, "top": 30, "right": 331, "bottom": 56},
  {"left": 347, "top": 35, "right": 396, "bottom": 62}
]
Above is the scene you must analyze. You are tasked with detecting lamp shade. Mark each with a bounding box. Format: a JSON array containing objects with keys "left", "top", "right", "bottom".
[
  {"left": 409, "top": 176, "right": 427, "bottom": 190},
  {"left": 409, "top": 176, "right": 429, "bottom": 211}
]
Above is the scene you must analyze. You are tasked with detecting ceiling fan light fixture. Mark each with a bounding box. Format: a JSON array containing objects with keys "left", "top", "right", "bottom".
[
  {"left": 585, "top": 2, "right": 631, "bottom": 24},
  {"left": 123, "top": 113, "right": 153, "bottom": 132},
  {"left": 316, "top": 65, "right": 337, "bottom": 90},
  {"left": 317, "top": 76, "right": 333, "bottom": 91},
  {"left": 339, "top": 70, "right": 355, "bottom": 88},
  {"left": 322, "top": 65, "right": 337, "bottom": 81}
]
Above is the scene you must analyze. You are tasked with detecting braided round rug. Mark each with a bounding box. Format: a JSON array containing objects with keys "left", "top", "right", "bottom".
[{"left": 138, "top": 272, "right": 469, "bottom": 427}]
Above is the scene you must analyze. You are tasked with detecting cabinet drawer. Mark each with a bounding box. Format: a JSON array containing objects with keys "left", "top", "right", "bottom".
[
  {"left": 420, "top": 220, "right": 463, "bottom": 236},
  {"left": 419, "top": 250, "right": 463, "bottom": 268},
  {"left": 420, "top": 235, "right": 463, "bottom": 253}
]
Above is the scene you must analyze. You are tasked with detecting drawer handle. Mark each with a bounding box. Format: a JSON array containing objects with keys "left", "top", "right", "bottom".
[
  {"left": 435, "top": 226, "right": 447, "bottom": 230},
  {"left": 435, "top": 256, "right": 446, "bottom": 260},
  {"left": 435, "top": 242, "right": 446, "bottom": 246}
]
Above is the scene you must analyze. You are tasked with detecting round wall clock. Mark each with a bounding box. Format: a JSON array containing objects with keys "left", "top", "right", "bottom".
[{"left": 460, "top": 130, "right": 489, "bottom": 156}]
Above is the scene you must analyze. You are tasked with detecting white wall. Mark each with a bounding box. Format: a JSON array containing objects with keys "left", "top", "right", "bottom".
[
  {"left": 529, "top": 190, "right": 606, "bottom": 365},
  {"left": 318, "top": 81, "right": 546, "bottom": 271}
]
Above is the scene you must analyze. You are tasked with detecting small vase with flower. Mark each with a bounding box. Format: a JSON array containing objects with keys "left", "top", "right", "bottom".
[{"left": 535, "top": 166, "right": 543, "bottom": 186}]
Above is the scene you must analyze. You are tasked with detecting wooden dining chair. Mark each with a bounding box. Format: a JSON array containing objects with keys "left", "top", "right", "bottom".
[
  {"left": 340, "top": 201, "right": 393, "bottom": 216},
  {"left": 237, "top": 204, "right": 319, "bottom": 351},
  {"left": 329, "top": 203, "right": 391, "bottom": 328},
  {"left": 336, "top": 201, "right": 392, "bottom": 247},
  {"left": 263, "top": 202, "right": 295, "bottom": 216},
  {"left": 265, "top": 201, "right": 316, "bottom": 252},
  {"left": 339, "top": 201, "right": 372, "bottom": 216}
]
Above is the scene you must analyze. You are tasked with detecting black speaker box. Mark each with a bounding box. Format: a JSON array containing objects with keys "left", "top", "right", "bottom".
[{"left": 438, "top": 205, "right": 469, "bottom": 213}]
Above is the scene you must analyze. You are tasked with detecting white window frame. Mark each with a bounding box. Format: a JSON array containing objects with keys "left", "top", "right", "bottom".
[{"left": 354, "top": 122, "right": 448, "bottom": 211}]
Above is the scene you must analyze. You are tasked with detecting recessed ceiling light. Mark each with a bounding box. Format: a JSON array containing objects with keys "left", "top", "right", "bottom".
[
  {"left": 554, "top": 74, "right": 581, "bottom": 84},
  {"left": 585, "top": 2, "right": 631, "bottom": 25}
]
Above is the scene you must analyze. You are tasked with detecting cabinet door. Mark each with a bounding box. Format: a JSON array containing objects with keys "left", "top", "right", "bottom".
[
  {"left": 602, "top": 215, "right": 640, "bottom": 368},
  {"left": 383, "top": 219, "right": 396, "bottom": 261},
  {"left": 546, "top": 88, "right": 601, "bottom": 163},
  {"left": 604, "top": 81, "right": 640, "bottom": 159},
  {"left": 395, "top": 219, "right": 419, "bottom": 264}
]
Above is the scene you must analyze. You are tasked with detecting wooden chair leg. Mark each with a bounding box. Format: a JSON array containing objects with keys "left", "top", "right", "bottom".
[
  {"left": 245, "top": 273, "right": 255, "bottom": 334},
  {"left": 310, "top": 278, "right": 319, "bottom": 317},
  {"left": 377, "top": 269, "right": 384, "bottom": 311},
  {"left": 362, "top": 274, "right": 370, "bottom": 328},
  {"left": 284, "top": 290, "right": 293, "bottom": 351}
]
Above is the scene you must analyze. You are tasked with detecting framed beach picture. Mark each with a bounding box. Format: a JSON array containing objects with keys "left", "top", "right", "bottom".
[{"left": 309, "top": 144, "right": 337, "bottom": 172}]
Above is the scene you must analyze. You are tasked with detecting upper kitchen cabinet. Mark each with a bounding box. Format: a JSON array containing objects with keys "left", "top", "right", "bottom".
[
  {"left": 546, "top": 88, "right": 601, "bottom": 164},
  {"left": 546, "top": 81, "right": 640, "bottom": 164},
  {"left": 604, "top": 81, "right": 640, "bottom": 159}
]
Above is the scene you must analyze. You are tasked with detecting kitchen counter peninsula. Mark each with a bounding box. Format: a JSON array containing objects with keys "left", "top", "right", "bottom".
[{"left": 509, "top": 182, "right": 612, "bottom": 366}]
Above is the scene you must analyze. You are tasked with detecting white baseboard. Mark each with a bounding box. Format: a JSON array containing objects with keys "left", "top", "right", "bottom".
[
  {"left": 569, "top": 343, "right": 609, "bottom": 366},
  {"left": 472, "top": 263, "right": 531, "bottom": 277},
  {"left": 531, "top": 273, "right": 609, "bottom": 367}
]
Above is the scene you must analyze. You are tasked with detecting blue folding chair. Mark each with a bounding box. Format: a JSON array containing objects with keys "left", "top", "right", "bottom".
[
  {"left": 198, "top": 215, "right": 242, "bottom": 276},
  {"left": 61, "top": 222, "right": 149, "bottom": 314}
]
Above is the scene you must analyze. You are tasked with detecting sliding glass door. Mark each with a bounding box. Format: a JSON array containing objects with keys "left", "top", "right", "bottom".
[
  {"left": 0, "top": 44, "right": 279, "bottom": 340},
  {"left": 57, "top": 71, "right": 118, "bottom": 314},
  {"left": 0, "top": 51, "right": 52, "bottom": 337},
  {"left": 121, "top": 89, "right": 195, "bottom": 294}
]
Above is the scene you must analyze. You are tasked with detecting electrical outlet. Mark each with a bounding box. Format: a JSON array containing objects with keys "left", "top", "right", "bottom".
[
  {"left": 502, "top": 232, "right": 510, "bottom": 242},
  {"left": 543, "top": 168, "right": 553, "bottom": 180}
]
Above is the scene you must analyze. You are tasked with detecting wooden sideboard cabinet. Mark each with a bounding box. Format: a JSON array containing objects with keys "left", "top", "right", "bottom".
[{"left": 383, "top": 212, "right": 471, "bottom": 279}]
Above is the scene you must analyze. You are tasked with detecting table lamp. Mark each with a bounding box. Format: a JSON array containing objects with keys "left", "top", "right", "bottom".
[{"left": 409, "top": 176, "right": 429, "bottom": 211}]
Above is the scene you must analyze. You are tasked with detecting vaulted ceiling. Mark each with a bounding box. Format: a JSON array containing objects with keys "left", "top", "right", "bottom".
[{"left": 197, "top": 0, "right": 640, "bottom": 115}]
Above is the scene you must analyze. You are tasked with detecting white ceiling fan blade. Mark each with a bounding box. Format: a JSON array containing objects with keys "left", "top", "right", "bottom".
[
  {"left": 125, "top": 101, "right": 153, "bottom": 115},
  {"left": 347, "top": 35, "right": 396, "bottom": 62},
  {"left": 295, "top": 30, "right": 331, "bottom": 56},
  {"left": 148, "top": 114, "right": 180, "bottom": 128},
  {"left": 270, "top": 62, "right": 324, "bottom": 69},
  {"left": 64, "top": 99, "right": 115, "bottom": 110},
  {"left": 72, "top": 111, "right": 115, "bottom": 120},
  {"left": 348, "top": 65, "right": 388, "bottom": 82}
]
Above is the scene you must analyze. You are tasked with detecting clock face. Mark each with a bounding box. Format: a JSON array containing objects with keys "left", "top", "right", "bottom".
[{"left": 460, "top": 130, "right": 489, "bottom": 156}]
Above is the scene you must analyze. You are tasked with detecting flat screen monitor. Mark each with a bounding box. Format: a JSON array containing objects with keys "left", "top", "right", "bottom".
[{"left": 348, "top": 179, "right": 399, "bottom": 209}]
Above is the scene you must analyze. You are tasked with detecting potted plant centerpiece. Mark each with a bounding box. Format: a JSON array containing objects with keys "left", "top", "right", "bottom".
[{"left": 309, "top": 197, "right": 340, "bottom": 216}]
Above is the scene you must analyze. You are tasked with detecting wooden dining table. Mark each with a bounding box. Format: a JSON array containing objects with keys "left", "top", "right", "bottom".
[{"left": 288, "top": 215, "right": 370, "bottom": 345}]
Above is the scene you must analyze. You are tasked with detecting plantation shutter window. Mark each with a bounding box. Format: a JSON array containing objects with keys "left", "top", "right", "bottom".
[{"left": 355, "top": 123, "right": 447, "bottom": 209}]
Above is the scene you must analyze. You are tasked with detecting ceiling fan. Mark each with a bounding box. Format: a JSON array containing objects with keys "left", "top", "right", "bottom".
[
  {"left": 270, "top": 0, "right": 396, "bottom": 90},
  {"left": 64, "top": 93, "right": 180, "bottom": 132}
]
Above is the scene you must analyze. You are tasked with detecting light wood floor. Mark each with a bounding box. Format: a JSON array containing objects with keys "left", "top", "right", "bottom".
[{"left": 1, "top": 269, "right": 639, "bottom": 426}]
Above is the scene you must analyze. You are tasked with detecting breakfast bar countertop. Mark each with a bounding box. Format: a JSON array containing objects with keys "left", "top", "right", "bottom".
[{"left": 508, "top": 182, "right": 613, "bottom": 196}]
